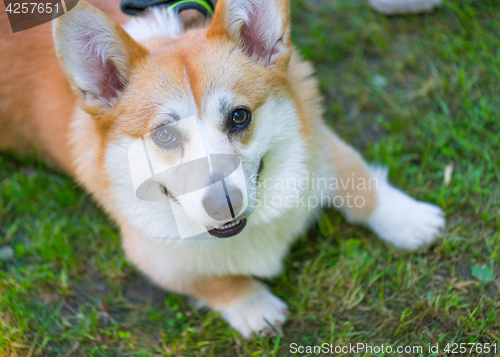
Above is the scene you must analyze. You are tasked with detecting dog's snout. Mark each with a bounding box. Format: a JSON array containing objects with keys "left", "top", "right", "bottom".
[{"left": 203, "top": 185, "right": 244, "bottom": 221}]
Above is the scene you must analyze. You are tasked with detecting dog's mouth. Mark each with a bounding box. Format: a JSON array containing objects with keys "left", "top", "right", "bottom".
[{"left": 208, "top": 219, "right": 247, "bottom": 238}]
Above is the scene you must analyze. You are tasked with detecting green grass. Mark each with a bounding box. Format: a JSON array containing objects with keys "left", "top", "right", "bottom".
[{"left": 1, "top": 0, "right": 499, "bottom": 355}]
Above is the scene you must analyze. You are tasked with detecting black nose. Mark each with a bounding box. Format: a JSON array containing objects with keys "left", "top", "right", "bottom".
[{"left": 203, "top": 186, "right": 244, "bottom": 221}]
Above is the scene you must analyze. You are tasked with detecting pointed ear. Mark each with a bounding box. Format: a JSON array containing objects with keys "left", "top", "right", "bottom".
[
  {"left": 207, "top": 0, "right": 292, "bottom": 67},
  {"left": 52, "top": 1, "right": 147, "bottom": 114}
]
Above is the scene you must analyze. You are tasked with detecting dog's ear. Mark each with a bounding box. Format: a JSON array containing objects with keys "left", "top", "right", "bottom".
[
  {"left": 207, "top": 0, "right": 292, "bottom": 68},
  {"left": 52, "top": 1, "right": 147, "bottom": 115}
]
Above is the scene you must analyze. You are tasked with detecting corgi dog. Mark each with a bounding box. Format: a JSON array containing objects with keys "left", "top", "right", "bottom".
[{"left": 0, "top": 0, "right": 445, "bottom": 338}]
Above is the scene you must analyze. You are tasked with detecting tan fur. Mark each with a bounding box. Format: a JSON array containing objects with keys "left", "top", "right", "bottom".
[
  {"left": 0, "top": 0, "right": 127, "bottom": 172},
  {"left": 174, "top": 275, "right": 262, "bottom": 308},
  {"left": 320, "top": 130, "right": 379, "bottom": 222}
]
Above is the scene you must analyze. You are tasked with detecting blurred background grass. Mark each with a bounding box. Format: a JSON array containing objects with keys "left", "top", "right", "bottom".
[{"left": 1, "top": 0, "right": 499, "bottom": 355}]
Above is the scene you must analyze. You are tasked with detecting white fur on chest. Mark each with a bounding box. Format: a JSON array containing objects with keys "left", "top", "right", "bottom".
[{"left": 123, "top": 7, "right": 184, "bottom": 42}]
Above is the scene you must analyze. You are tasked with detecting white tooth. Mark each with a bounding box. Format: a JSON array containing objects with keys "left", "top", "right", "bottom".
[{"left": 216, "top": 220, "right": 243, "bottom": 230}]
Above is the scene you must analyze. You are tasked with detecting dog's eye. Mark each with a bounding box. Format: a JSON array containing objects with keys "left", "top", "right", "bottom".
[
  {"left": 230, "top": 107, "right": 251, "bottom": 131},
  {"left": 152, "top": 126, "right": 177, "bottom": 147}
]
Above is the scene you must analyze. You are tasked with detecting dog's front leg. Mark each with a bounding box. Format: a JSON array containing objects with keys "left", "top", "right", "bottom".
[
  {"left": 316, "top": 125, "right": 445, "bottom": 250},
  {"left": 167, "top": 276, "right": 288, "bottom": 338},
  {"left": 121, "top": 226, "right": 288, "bottom": 338}
]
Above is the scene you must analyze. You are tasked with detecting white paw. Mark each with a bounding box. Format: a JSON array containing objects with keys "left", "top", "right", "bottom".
[
  {"left": 367, "top": 167, "right": 445, "bottom": 251},
  {"left": 217, "top": 286, "right": 288, "bottom": 339}
]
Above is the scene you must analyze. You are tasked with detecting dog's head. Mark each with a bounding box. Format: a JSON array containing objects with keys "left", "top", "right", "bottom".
[{"left": 53, "top": 0, "right": 310, "bottom": 240}]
